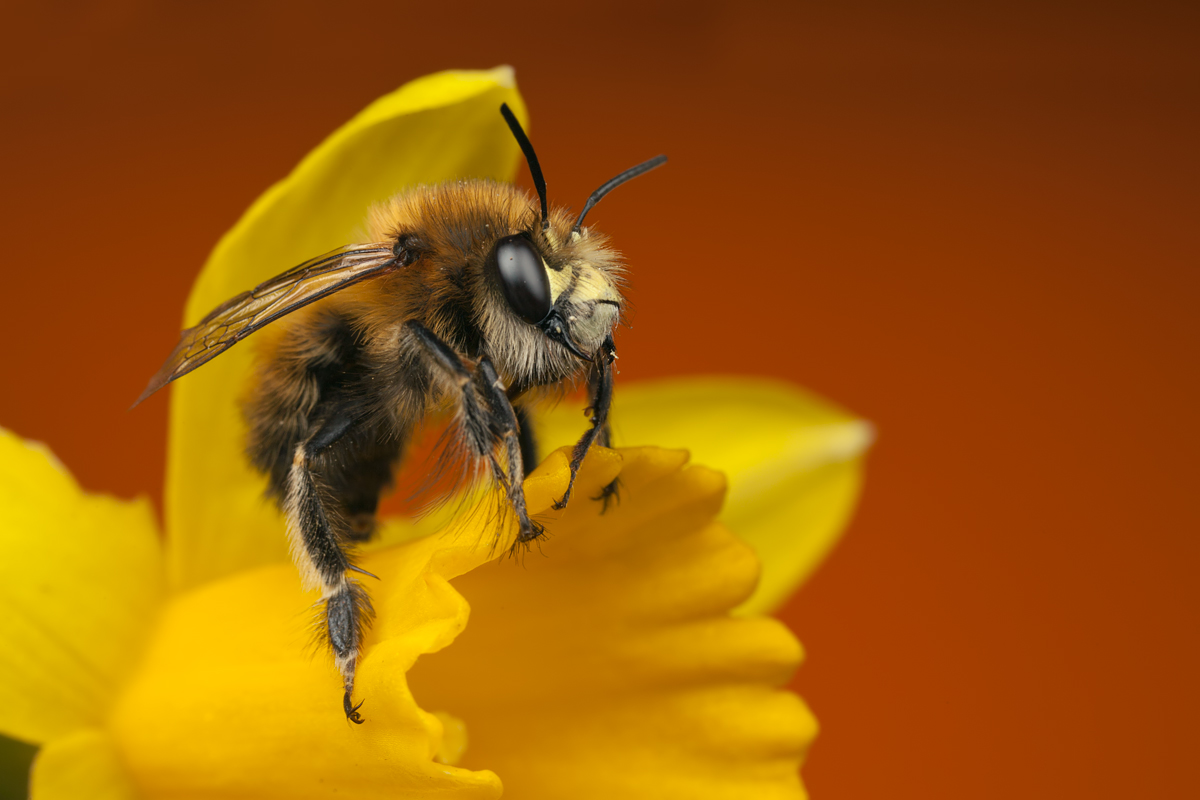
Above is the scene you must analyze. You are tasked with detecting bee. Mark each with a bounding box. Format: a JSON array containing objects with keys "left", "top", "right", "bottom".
[{"left": 138, "top": 104, "right": 665, "bottom": 724}]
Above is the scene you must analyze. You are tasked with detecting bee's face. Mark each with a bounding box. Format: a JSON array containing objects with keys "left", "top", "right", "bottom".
[
  {"left": 546, "top": 232, "right": 622, "bottom": 353},
  {"left": 485, "top": 221, "right": 623, "bottom": 367}
]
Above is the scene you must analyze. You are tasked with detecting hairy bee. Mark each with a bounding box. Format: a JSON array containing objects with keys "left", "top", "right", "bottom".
[{"left": 139, "top": 104, "right": 665, "bottom": 723}]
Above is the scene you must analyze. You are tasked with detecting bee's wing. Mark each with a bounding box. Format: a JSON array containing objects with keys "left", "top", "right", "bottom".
[{"left": 136, "top": 245, "right": 397, "bottom": 405}]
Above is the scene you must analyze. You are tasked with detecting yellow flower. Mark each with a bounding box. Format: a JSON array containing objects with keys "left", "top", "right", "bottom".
[{"left": 0, "top": 68, "right": 871, "bottom": 798}]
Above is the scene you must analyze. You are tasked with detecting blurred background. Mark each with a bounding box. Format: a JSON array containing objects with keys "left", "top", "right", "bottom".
[{"left": 1, "top": 0, "right": 1197, "bottom": 797}]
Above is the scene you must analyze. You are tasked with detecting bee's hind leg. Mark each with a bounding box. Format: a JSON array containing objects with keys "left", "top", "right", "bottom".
[
  {"left": 405, "top": 321, "right": 542, "bottom": 550},
  {"left": 285, "top": 419, "right": 381, "bottom": 724}
]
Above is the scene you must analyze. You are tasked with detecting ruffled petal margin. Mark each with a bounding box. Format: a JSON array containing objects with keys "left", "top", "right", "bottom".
[
  {"left": 109, "top": 446, "right": 812, "bottom": 798},
  {"left": 535, "top": 377, "right": 873, "bottom": 613},
  {"left": 165, "top": 67, "right": 528, "bottom": 593},
  {"left": 411, "top": 446, "right": 814, "bottom": 799}
]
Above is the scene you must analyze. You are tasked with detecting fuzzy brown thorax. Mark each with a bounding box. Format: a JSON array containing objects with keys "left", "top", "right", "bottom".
[{"left": 359, "top": 180, "right": 625, "bottom": 391}]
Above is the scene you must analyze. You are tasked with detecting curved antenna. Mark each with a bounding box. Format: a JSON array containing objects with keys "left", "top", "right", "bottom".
[
  {"left": 500, "top": 103, "right": 549, "bottom": 230},
  {"left": 573, "top": 155, "right": 668, "bottom": 234}
]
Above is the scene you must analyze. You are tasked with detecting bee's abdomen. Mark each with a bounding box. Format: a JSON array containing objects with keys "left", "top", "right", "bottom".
[{"left": 242, "top": 307, "right": 402, "bottom": 508}]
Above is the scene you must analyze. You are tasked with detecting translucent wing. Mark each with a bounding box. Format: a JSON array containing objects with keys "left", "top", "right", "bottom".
[{"left": 136, "top": 244, "right": 398, "bottom": 404}]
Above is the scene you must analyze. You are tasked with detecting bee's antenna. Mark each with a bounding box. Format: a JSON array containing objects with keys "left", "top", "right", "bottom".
[
  {"left": 500, "top": 103, "right": 549, "bottom": 231},
  {"left": 573, "top": 155, "right": 668, "bottom": 234}
]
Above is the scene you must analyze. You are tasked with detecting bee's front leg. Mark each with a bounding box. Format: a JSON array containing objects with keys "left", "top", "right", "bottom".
[
  {"left": 554, "top": 336, "right": 617, "bottom": 511},
  {"left": 405, "top": 322, "right": 543, "bottom": 550}
]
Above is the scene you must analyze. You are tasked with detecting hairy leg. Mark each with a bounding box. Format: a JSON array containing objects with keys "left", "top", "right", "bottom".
[
  {"left": 405, "top": 321, "right": 543, "bottom": 550},
  {"left": 514, "top": 404, "right": 539, "bottom": 472},
  {"left": 284, "top": 416, "right": 379, "bottom": 724},
  {"left": 475, "top": 358, "right": 543, "bottom": 549},
  {"left": 554, "top": 335, "right": 617, "bottom": 510}
]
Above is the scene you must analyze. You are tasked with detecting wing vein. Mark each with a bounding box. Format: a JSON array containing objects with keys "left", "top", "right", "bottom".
[{"left": 134, "top": 244, "right": 398, "bottom": 406}]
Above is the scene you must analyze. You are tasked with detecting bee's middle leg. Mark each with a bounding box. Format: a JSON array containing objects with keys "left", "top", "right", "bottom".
[
  {"left": 513, "top": 404, "right": 538, "bottom": 471},
  {"left": 474, "top": 357, "right": 544, "bottom": 547},
  {"left": 406, "top": 321, "right": 542, "bottom": 548}
]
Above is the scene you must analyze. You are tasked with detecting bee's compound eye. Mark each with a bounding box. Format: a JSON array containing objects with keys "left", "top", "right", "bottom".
[{"left": 490, "top": 234, "right": 552, "bottom": 324}]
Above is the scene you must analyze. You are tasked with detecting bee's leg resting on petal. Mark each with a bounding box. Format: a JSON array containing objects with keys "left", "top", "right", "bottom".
[
  {"left": 406, "top": 321, "right": 544, "bottom": 551},
  {"left": 474, "top": 357, "right": 544, "bottom": 551},
  {"left": 343, "top": 691, "right": 366, "bottom": 723},
  {"left": 593, "top": 475, "right": 621, "bottom": 512},
  {"left": 325, "top": 580, "right": 372, "bottom": 724},
  {"left": 285, "top": 429, "right": 377, "bottom": 724},
  {"left": 556, "top": 335, "right": 617, "bottom": 510}
]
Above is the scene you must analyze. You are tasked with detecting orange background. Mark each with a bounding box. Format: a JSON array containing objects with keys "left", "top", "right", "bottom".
[{"left": 2, "top": 1, "right": 1197, "bottom": 797}]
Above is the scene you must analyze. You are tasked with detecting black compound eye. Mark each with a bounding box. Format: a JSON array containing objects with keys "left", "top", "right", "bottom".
[{"left": 489, "top": 233, "right": 552, "bottom": 324}]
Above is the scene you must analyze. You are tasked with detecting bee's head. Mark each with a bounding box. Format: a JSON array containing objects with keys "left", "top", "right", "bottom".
[
  {"left": 486, "top": 227, "right": 622, "bottom": 363},
  {"left": 490, "top": 103, "right": 665, "bottom": 364}
]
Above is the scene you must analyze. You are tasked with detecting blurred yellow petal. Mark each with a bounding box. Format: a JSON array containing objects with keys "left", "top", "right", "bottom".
[
  {"left": 535, "top": 377, "right": 873, "bottom": 613},
  {"left": 30, "top": 730, "right": 137, "bottom": 800},
  {"left": 408, "top": 446, "right": 814, "bottom": 799},
  {"left": 166, "top": 67, "right": 528, "bottom": 592},
  {"left": 0, "top": 429, "right": 162, "bottom": 745}
]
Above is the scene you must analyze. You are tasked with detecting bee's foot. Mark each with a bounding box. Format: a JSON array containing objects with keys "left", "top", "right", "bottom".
[
  {"left": 508, "top": 519, "right": 546, "bottom": 557},
  {"left": 518, "top": 519, "right": 546, "bottom": 543},
  {"left": 593, "top": 478, "right": 621, "bottom": 513},
  {"left": 344, "top": 691, "right": 365, "bottom": 724}
]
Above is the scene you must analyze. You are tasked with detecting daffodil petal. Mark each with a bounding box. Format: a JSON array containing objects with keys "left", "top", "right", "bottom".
[
  {"left": 111, "top": 446, "right": 805, "bottom": 797},
  {"left": 534, "top": 377, "right": 872, "bottom": 613},
  {"left": 408, "top": 446, "right": 814, "bottom": 799},
  {"left": 30, "top": 730, "right": 138, "bottom": 800},
  {"left": 166, "top": 67, "right": 528, "bottom": 592},
  {"left": 110, "top": 528, "right": 502, "bottom": 799},
  {"left": 0, "top": 429, "right": 163, "bottom": 745}
]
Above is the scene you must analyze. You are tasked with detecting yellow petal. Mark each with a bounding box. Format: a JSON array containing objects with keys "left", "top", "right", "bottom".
[
  {"left": 109, "top": 522, "right": 503, "bottom": 799},
  {"left": 165, "top": 67, "right": 528, "bottom": 592},
  {"left": 408, "top": 447, "right": 814, "bottom": 799},
  {"left": 535, "top": 376, "right": 873, "bottom": 614},
  {"left": 111, "top": 446, "right": 808, "bottom": 798},
  {"left": 107, "top": 451, "right": 620, "bottom": 798},
  {"left": 0, "top": 429, "right": 163, "bottom": 745},
  {"left": 30, "top": 730, "right": 138, "bottom": 800}
]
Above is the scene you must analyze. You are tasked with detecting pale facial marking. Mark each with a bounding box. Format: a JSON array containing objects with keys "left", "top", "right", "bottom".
[
  {"left": 545, "top": 260, "right": 620, "bottom": 351},
  {"left": 546, "top": 259, "right": 571, "bottom": 302},
  {"left": 546, "top": 260, "right": 619, "bottom": 306}
]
